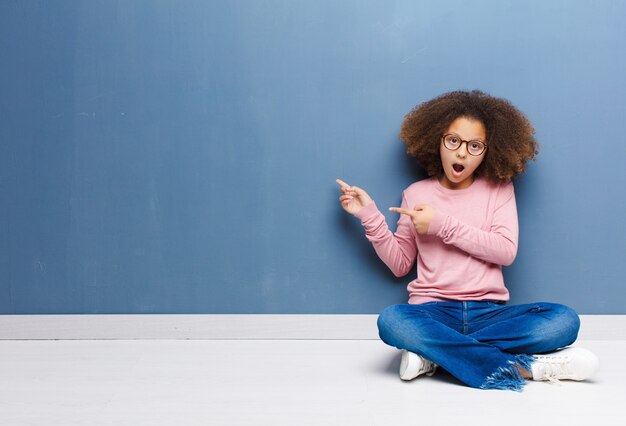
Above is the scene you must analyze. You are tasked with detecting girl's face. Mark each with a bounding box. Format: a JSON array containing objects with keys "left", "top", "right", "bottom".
[{"left": 439, "top": 116, "right": 487, "bottom": 190}]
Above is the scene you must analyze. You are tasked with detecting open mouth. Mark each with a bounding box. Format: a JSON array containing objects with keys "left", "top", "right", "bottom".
[{"left": 452, "top": 164, "right": 465, "bottom": 173}]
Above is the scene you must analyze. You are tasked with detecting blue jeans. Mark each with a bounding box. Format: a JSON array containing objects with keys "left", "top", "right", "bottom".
[{"left": 377, "top": 301, "right": 580, "bottom": 391}]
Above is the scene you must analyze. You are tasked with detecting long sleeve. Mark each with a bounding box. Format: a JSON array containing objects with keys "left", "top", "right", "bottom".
[
  {"left": 354, "top": 192, "right": 417, "bottom": 277},
  {"left": 427, "top": 183, "right": 518, "bottom": 266}
]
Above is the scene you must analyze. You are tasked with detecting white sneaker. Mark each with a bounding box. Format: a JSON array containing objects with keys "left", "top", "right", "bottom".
[
  {"left": 399, "top": 350, "right": 438, "bottom": 381},
  {"left": 531, "top": 347, "right": 599, "bottom": 383}
]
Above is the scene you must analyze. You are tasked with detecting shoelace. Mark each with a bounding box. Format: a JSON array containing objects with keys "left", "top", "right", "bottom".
[
  {"left": 541, "top": 371, "right": 563, "bottom": 385},
  {"left": 417, "top": 360, "right": 437, "bottom": 376},
  {"left": 534, "top": 355, "right": 572, "bottom": 385}
]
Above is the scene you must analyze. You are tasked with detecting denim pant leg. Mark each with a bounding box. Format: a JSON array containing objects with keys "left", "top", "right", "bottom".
[
  {"left": 377, "top": 303, "right": 534, "bottom": 391},
  {"left": 467, "top": 302, "right": 580, "bottom": 354}
]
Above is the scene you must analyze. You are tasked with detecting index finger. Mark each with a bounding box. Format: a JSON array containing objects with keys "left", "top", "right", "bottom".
[
  {"left": 335, "top": 178, "right": 350, "bottom": 188},
  {"left": 388, "top": 207, "right": 415, "bottom": 217}
]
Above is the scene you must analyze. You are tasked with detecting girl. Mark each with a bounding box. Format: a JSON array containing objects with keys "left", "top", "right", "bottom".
[{"left": 336, "top": 90, "right": 599, "bottom": 391}]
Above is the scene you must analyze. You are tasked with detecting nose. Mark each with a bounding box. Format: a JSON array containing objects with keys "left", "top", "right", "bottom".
[{"left": 456, "top": 141, "right": 469, "bottom": 158}]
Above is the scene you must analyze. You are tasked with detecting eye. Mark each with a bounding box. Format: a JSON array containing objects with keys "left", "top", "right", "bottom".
[
  {"left": 447, "top": 135, "right": 460, "bottom": 145},
  {"left": 469, "top": 141, "right": 484, "bottom": 153}
]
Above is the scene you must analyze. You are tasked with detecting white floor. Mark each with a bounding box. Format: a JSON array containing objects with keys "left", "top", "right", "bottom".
[{"left": 0, "top": 339, "right": 622, "bottom": 426}]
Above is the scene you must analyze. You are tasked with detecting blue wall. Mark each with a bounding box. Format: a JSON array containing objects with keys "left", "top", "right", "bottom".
[{"left": 1, "top": 0, "right": 624, "bottom": 314}]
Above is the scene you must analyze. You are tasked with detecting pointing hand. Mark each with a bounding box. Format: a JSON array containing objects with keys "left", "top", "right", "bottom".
[
  {"left": 336, "top": 178, "right": 373, "bottom": 216},
  {"left": 388, "top": 205, "right": 436, "bottom": 235}
]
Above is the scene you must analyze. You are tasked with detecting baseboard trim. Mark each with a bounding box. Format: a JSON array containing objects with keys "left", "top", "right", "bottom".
[{"left": 0, "top": 314, "right": 624, "bottom": 340}]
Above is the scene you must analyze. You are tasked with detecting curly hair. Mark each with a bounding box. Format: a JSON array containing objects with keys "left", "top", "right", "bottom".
[{"left": 399, "top": 90, "right": 539, "bottom": 183}]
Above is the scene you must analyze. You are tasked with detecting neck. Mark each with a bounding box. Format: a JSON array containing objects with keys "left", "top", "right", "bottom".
[{"left": 438, "top": 175, "right": 475, "bottom": 190}]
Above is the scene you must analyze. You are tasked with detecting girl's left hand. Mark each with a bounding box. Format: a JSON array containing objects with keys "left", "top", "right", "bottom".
[{"left": 388, "top": 205, "right": 436, "bottom": 235}]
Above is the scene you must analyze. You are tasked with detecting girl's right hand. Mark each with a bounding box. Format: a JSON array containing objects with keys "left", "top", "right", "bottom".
[{"left": 336, "top": 178, "right": 373, "bottom": 216}]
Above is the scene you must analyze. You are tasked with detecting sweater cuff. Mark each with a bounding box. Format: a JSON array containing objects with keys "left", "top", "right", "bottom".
[
  {"left": 427, "top": 209, "right": 447, "bottom": 236},
  {"left": 354, "top": 201, "right": 379, "bottom": 222}
]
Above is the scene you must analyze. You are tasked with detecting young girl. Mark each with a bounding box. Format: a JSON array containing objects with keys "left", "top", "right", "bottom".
[{"left": 336, "top": 90, "right": 599, "bottom": 391}]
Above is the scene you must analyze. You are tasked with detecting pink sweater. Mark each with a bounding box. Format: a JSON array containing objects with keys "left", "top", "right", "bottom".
[{"left": 355, "top": 177, "right": 518, "bottom": 304}]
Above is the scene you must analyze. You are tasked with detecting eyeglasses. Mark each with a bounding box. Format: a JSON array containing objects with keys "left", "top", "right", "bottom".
[{"left": 442, "top": 133, "right": 487, "bottom": 156}]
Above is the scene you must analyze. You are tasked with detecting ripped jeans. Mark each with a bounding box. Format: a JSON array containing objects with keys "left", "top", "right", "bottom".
[{"left": 377, "top": 301, "right": 580, "bottom": 391}]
